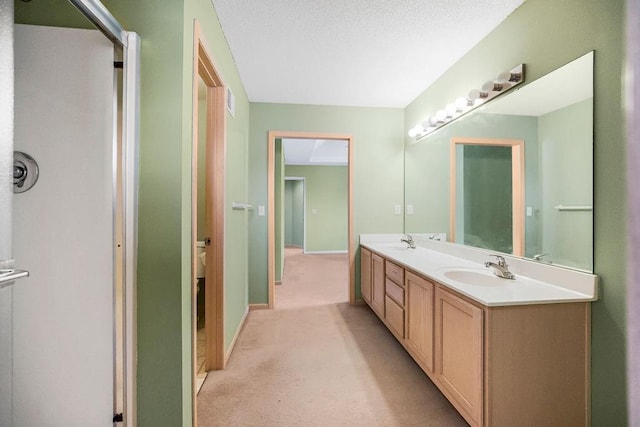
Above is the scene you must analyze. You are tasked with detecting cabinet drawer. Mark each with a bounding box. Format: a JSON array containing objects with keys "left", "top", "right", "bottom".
[
  {"left": 385, "top": 295, "right": 405, "bottom": 338},
  {"left": 385, "top": 278, "right": 405, "bottom": 306},
  {"left": 385, "top": 260, "right": 404, "bottom": 285}
]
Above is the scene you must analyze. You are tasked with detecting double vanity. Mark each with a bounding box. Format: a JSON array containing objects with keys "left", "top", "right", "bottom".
[{"left": 360, "top": 234, "right": 597, "bottom": 427}]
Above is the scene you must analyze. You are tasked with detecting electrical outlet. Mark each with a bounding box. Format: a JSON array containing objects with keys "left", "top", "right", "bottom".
[
  {"left": 258, "top": 205, "right": 265, "bottom": 216},
  {"left": 407, "top": 205, "right": 414, "bottom": 215},
  {"left": 394, "top": 204, "right": 402, "bottom": 215}
]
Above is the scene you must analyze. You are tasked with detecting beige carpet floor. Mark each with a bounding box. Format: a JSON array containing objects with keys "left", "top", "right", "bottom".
[{"left": 197, "top": 249, "right": 467, "bottom": 426}]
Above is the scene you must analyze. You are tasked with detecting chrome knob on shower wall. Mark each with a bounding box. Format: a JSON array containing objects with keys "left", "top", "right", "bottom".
[{"left": 13, "top": 151, "right": 39, "bottom": 193}]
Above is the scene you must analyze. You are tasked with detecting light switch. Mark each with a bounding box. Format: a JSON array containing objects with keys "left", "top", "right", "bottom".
[
  {"left": 394, "top": 204, "right": 402, "bottom": 215},
  {"left": 258, "top": 205, "right": 265, "bottom": 216},
  {"left": 407, "top": 205, "right": 414, "bottom": 215},
  {"left": 526, "top": 206, "right": 533, "bottom": 217}
]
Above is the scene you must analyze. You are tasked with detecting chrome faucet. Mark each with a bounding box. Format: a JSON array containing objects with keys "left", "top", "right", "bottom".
[
  {"left": 401, "top": 234, "right": 416, "bottom": 249},
  {"left": 484, "top": 255, "right": 515, "bottom": 279},
  {"left": 533, "top": 253, "right": 550, "bottom": 262}
]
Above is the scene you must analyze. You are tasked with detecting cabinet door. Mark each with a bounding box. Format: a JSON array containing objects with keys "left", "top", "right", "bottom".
[
  {"left": 371, "top": 253, "right": 385, "bottom": 318},
  {"left": 360, "top": 248, "right": 372, "bottom": 303},
  {"left": 405, "top": 272, "right": 434, "bottom": 373},
  {"left": 435, "top": 286, "right": 483, "bottom": 426}
]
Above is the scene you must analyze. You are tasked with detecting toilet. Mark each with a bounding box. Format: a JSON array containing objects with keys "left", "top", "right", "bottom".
[
  {"left": 196, "top": 241, "right": 206, "bottom": 327},
  {"left": 196, "top": 241, "right": 206, "bottom": 280}
]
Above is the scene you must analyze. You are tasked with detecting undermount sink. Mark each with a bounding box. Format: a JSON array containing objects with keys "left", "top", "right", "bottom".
[{"left": 441, "top": 268, "right": 511, "bottom": 287}]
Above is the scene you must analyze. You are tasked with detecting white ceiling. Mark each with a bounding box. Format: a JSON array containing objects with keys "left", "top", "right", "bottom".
[
  {"left": 210, "top": 0, "right": 527, "bottom": 108},
  {"left": 283, "top": 138, "right": 349, "bottom": 165},
  {"left": 484, "top": 52, "right": 593, "bottom": 116}
]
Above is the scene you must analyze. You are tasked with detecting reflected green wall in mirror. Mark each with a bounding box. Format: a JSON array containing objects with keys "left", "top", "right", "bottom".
[
  {"left": 405, "top": 51, "right": 593, "bottom": 271},
  {"left": 456, "top": 145, "right": 513, "bottom": 254}
]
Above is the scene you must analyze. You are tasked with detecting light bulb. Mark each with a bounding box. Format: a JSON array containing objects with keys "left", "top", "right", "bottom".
[
  {"left": 435, "top": 110, "right": 447, "bottom": 122},
  {"left": 455, "top": 96, "right": 471, "bottom": 111},
  {"left": 429, "top": 116, "right": 439, "bottom": 126},
  {"left": 468, "top": 89, "right": 488, "bottom": 102},
  {"left": 408, "top": 127, "right": 418, "bottom": 138},
  {"left": 495, "top": 71, "right": 512, "bottom": 83},
  {"left": 445, "top": 103, "right": 457, "bottom": 117},
  {"left": 421, "top": 119, "right": 431, "bottom": 130}
]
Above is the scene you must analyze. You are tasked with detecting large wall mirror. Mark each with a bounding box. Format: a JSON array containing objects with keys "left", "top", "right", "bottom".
[{"left": 405, "top": 51, "right": 594, "bottom": 272}]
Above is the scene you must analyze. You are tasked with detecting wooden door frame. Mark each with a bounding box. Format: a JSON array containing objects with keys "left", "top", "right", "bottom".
[
  {"left": 268, "top": 131, "right": 355, "bottom": 308},
  {"left": 449, "top": 137, "right": 525, "bottom": 256},
  {"left": 191, "top": 20, "right": 226, "bottom": 417}
]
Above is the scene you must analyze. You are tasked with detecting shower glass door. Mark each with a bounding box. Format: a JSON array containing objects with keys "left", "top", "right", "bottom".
[{"left": 0, "top": 2, "right": 15, "bottom": 425}]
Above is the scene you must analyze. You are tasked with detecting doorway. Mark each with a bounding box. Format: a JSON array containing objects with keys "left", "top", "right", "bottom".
[
  {"left": 284, "top": 177, "right": 305, "bottom": 252},
  {"left": 191, "top": 20, "right": 226, "bottom": 420},
  {"left": 450, "top": 137, "right": 524, "bottom": 256},
  {"left": 268, "top": 132, "right": 355, "bottom": 308}
]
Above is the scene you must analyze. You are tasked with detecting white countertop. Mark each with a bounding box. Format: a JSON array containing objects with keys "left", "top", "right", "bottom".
[{"left": 360, "top": 236, "right": 598, "bottom": 307}]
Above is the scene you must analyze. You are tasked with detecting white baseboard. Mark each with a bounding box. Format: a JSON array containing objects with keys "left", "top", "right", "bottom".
[{"left": 304, "top": 250, "right": 348, "bottom": 254}]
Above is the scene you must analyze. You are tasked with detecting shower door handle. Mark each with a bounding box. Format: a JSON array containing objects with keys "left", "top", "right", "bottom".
[{"left": 0, "top": 269, "right": 29, "bottom": 289}]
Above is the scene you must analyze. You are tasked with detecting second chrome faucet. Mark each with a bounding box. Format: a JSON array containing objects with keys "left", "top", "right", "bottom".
[
  {"left": 484, "top": 254, "right": 515, "bottom": 279},
  {"left": 401, "top": 234, "right": 416, "bottom": 249}
]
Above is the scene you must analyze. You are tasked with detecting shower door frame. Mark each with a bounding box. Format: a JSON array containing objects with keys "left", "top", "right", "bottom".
[{"left": 67, "top": 1, "right": 140, "bottom": 424}]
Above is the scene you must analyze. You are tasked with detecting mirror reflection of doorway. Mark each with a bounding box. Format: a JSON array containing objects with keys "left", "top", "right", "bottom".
[
  {"left": 450, "top": 137, "right": 524, "bottom": 256},
  {"left": 456, "top": 144, "right": 513, "bottom": 253}
]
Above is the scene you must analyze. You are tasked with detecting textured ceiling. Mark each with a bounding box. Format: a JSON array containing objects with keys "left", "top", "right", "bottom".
[{"left": 210, "top": 0, "right": 526, "bottom": 108}]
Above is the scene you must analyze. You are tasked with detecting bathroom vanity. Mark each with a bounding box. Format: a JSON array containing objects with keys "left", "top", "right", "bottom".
[{"left": 360, "top": 234, "right": 597, "bottom": 427}]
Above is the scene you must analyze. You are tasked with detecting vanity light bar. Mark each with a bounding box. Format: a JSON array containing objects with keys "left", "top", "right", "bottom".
[{"left": 408, "top": 64, "right": 525, "bottom": 141}]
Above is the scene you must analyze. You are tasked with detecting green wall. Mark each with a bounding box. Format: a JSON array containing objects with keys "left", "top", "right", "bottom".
[
  {"left": 248, "top": 104, "right": 405, "bottom": 304},
  {"left": 181, "top": 2, "right": 252, "bottom": 425},
  {"left": 285, "top": 165, "right": 349, "bottom": 252},
  {"left": 460, "top": 145, "right": 513, "bottom": 253},
  {"left": 405, "top": 0, "right": 626, "bottom": 423},
  {"left": 539, "top": 99, "right": 593, "bottom": 269},
  {"left": 284, "top": 179, "right": 304, "bottom": 247}
]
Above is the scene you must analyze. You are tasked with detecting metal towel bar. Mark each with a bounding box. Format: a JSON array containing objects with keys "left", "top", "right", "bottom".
[
  {"left": 554, "top": 205, "right": 593, "bottom": 212},
  {"left": 232, "top": 202, "right": 253, "bottom": 211},
  {"left": 0, "top": 269, "right": 29, "bottom": 289}
]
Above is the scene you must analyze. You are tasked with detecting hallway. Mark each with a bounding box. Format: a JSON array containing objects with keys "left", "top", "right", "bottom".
[{"left": 196, "top": 250, "right": 467, "bottom": 426}]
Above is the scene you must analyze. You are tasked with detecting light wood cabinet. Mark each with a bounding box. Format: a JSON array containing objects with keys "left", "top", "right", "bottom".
[
  {"left": 360, "top": 246, "right": 590, "bottom": 427},
  {"left": 384, "top": 295, "right": 404, "bottom": 338},
  {"left": 370, "top": 253, "right": 385, "bottom": 318},
  {"left": 435, "top": 286, "right": 483, "bottom": 426},
  {"left": 405, "top": 271, "right": 434, "bottom": 374},
  {"left": 360, "top": 248, "right": 371, "bottom": 303},
  {"left": 384, "top": 260, "right": 405, "bottom": 339}
]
